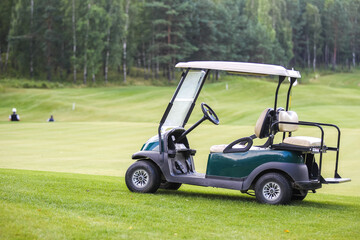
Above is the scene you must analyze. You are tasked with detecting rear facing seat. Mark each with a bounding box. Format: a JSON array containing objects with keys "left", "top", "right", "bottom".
[{"left": 276, "top": 110, "right": 323, "bottom": 148}]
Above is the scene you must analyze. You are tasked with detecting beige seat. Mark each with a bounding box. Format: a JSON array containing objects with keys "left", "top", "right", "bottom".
[
  {"left": 210, "top": 144, "right": 263, "bottom": 153},
  {"left": 278, "top": 111, "right": 323, "bottom": 147},
  {"left": 283, "top": 136, "right": 322, "bottom": 147},
  {"left": 210, "top": 144, "right": 230, "bottom": 153},
  {"left": 254, "top": 108, "right": 273, "bottom": 139}
]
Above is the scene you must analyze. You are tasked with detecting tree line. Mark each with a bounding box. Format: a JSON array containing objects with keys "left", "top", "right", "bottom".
[{"left": 0, "top": 0, "right": 359, "bottom": 83}]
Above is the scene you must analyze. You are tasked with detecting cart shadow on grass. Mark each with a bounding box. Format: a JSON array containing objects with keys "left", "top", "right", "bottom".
[{"left": 156, "top": 188, "right": 357, "bottom": 210}]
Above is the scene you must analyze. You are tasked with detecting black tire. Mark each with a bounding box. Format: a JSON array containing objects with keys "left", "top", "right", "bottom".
[
  {"left": 125, "top": 160, "right": 161, "bottom": 193},
  {"left": 292, "top": 189, "right": 308, "bottom": 201},
  {"left": 160, "top": 181, "right": 182, "bottom": 190},
  {"left": 255, "top": 173, "right": 292, "bottom": 205}
]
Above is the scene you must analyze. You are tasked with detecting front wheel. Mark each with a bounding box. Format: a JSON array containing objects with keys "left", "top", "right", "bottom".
[
  {"left": 125, "top": 160, "right": 161, "bottom": 193},
  {"left": 255, "top": 173, "right": 292, "bottom": 205}
]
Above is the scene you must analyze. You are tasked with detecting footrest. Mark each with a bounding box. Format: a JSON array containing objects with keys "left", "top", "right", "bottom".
[{"left": 324, "top": 178, "right": 351, "bottom": 184}]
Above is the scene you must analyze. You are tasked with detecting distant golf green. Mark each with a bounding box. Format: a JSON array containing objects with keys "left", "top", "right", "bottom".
[{"left": 0, "top": 71, "right": 360, "bottom": 239}]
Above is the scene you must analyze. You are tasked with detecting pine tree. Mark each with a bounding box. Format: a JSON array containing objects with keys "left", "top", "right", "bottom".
[
  {"left": 284, "top": 0, "right": 303, "bottom": 66},
  {"left": 122, "top": 0, "right": 130, "bottom": 83},
  {"left": 347, "top": 0, "right": 360, "bottom": 67},
  {"left": 145, "top": 0, "right": 195, "bottom": 81},
  {"left": 40, "top": 0, "right": 63, "bottom": 81},
  {"left": 323, "top": 0, "right": 348, "bottom": 69},
  {"left": 72, "top": 0, "right": 77, "bottom": 83},
  {"left": 0, "top": 0, "right": 13, "bottom": 73},
  {"left": 1, "top": 0, "right": 359, "bottom": 81},
  {"left": 89, "top": 2, "right": 110, "bottom": 83},
  {"left": 303, "top": 3, "right": 321, "bottom": 71},
  {"left": 7, "top": 0, "right": 32, "bottom": 75}
]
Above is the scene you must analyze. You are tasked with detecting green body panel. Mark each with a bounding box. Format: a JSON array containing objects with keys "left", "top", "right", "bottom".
[
  {"left": 206, "top": 150, "right": 304, "bottom": 179},
  {"left": 141, "top": 141, "right": 159, "bottom": 151},
  {"left": 140, "top": 135, "right": 162, "bottom": 151}
]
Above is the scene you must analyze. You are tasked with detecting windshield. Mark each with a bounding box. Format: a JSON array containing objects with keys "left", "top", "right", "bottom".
[{"left": 161, "top": 70, "right": 206, "bottom": 131}]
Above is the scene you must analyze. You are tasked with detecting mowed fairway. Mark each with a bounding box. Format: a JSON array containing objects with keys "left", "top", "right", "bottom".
[
  {"left": 1, "top": 169, "right": 359, "bottom": 240},
  {"left": 1, "top": 72, "right": 360, "bottom": 239}
]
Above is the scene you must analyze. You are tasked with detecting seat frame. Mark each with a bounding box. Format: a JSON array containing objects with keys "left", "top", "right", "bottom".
[
  {"left": 269, "top": 120, "right": 342, "bottom": 179},
  {"left": 215, "top": 75, "right": 343, "bottom": 181}
]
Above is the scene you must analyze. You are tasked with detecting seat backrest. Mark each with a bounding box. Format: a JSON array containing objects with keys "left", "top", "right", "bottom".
[
  {"left": 278, "top": 110, "right": 299, "bottom": 132},
  {"left": 254, "top": 108, "right": 273, "bottom": 139}
]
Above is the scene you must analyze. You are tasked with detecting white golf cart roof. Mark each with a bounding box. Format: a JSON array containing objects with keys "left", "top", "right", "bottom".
[{"left": 175, "top": 61, "right": 301, "bottom": 78}]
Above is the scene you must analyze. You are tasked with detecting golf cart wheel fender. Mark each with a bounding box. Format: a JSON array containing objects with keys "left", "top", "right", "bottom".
[
  {"left": 132, "top": 151, "right": 161, "bottom": 162},
  {"left": 242, "top": 162, "right": 309, "bottom": 190},
  {"left": 132, "top": 151, "right": 176, "bottom": 183},
  {"left": 131, "top": 151, "right": 163, "bottom": 170}
]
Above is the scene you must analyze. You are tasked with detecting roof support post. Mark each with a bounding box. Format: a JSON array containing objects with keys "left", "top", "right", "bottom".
[
  {"left": 286, "top": 78, "right": 297, "bottom": 111},
  {"left": 274, "top": 76, "right": 286, "bottom": 112},
  {"left": 283, "top": 77, "right": 297, "bottom": 139}
]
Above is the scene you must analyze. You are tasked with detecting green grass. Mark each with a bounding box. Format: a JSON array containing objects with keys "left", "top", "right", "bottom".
[
  {"left": 0, "top": 71, "right": 360, "bottom": 239},
  {"left": 307, "top": 69, "right": 360, "bottom": 88},
  {"left": 1, "top": 73, "right": 359, "bottom": 127},
  {"left": 0, "top": 122, "right": 359, "bottom": 197},
  {"left": 1, "top": 169, "right": 360, "bottom": 240}
]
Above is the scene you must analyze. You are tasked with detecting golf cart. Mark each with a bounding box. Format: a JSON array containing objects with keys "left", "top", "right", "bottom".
[{"left": 125, "top": 61, "right": 350, "bottom": 205}]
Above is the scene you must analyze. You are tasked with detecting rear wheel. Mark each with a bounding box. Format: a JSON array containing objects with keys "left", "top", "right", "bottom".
[
  {"left": 125, "top": 161, "right": 161, "bottom": 193},
  {"left": 255, "top": 173, "right": 292, "bottom": 205}
]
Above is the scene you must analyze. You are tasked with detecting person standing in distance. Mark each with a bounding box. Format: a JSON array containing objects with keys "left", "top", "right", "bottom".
[
  {"left": 47, "top": 115, "right": 55, "bottom": 122},
  {"left": 9, "top": 108, "right": 20, "bottom": 121}
]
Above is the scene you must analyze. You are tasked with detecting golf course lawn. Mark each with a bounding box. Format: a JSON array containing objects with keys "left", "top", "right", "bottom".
[
  {"left": 1, "top": 169, "right": 359, "bottom": 240},
  {"left": 0, "top": 72, "right": 360, "bottom": 239}
]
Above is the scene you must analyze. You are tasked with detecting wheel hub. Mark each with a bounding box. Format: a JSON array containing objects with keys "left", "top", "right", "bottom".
[
  {"left": 263, "top": 182, "right": 281, "bottom": 201},
  {"left": 132, "top": 169, "right": 149, "bottom": 188}
]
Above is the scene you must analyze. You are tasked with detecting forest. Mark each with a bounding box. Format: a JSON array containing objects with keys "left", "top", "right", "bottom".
[{"left": 0, "top": 0, "right": 359, "bottom": 83}]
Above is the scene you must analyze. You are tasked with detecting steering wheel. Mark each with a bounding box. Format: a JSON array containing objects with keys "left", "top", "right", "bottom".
[
  {"left": 201, "top": 103, "right": 220, "bottom": 125},
  {"left": 174, "top": 103, "right": 219, "bottom": 143}
]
